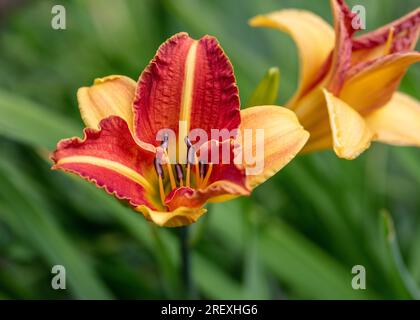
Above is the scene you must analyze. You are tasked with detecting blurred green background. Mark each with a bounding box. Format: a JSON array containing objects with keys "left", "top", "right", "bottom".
[{"left": 0, "top": 0, "right": 419, "bottom": 299}]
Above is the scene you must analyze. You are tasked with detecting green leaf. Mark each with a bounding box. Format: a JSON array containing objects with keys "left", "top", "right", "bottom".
[
  {"left": 0, "top": 88, "right": 81, "bottom": 150},
  {"left": 379, "top": 211, "right": 420, "bottom": 299},
  {"left": 246, "top": 67, "right": 280, "bottom": 107},
  {"left": 193, "top": 254, "right": 244, "bottom": 299},
  {"left": 210, "top": 200, "right": 378, "bottom": 299},
  {"left": 0, "top": 157, "right": 112, "bottom": 299},
  {"left": 260, "top": 220, "right": 377, "bottom": 299},
  {"left": 242, "top": 201, "right": 270, "bottom": 299}
]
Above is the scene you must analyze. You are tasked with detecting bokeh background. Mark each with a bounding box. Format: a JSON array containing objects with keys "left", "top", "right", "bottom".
[{"left": 0, "top": 0, "right": 419, "bottom": 299}]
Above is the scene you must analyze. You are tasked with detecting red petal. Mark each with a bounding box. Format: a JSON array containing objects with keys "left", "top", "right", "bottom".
[
  {"left": 51, "top": 116, "right": 157, "bottom": 209},
  {"left": 165, "top": 181, "right": 248, "bottom": 212},
  {"left": 196, "top": 139, "right": 247, "bottom": 187},
  {"left": 326, "top": 0, "right": 356, "bottom": 94},
  {"left": 133, "top": 33, "right": 240, "bottom": 146},
  {"left": 353, "top": 8, "right": 420, "bottom": 53},
  {"left": 189, "top": 35, "right": 241, "bottom": 134}
]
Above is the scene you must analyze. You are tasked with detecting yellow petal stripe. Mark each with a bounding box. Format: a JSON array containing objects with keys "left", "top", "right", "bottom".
[
  {"left": 179, "top": 41, "right": 198, "bottom": 131},
  {"left": 178, "top": 41, "right": 198, "bottom": 162},
  {"left": 56, "top": 155, "right": 153, "bottom": 192}
]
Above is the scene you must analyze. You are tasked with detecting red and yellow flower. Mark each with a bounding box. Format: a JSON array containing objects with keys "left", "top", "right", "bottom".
[
  {"left": 250, "top": 0, "right": 420, "bottom": 159},
  {"left": 52, "top": 33, "right": 309, "bottom": 227}
]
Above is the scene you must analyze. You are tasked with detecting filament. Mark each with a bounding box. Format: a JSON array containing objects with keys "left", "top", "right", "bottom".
[
  {"left": 175, "top": 164, "right": 184, "bottom": 187},
  {"left": 194, "top": 157, "right": 200, "bottom": 187},
  {"left": 200, "top": 163, "right": 213, "bottom": 188},
  {"left": 384, "top": 27, "right": 395, "bottom": 55},
  {"left": 186, "top": 163, "right": 191, "bottom": 188},
  {"left": 164, "top": 151, "right": 176, "bottom": 189},
  {"left": 158, "top": 175, "right": 165, "bottom": 205}
]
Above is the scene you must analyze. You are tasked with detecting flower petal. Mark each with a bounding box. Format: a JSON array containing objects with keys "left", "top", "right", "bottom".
[
  {"left": 196, "top": 139, "right": 248, "bottom": 190},
  {"left": 340, "top": 52, "right": 420, "bottom": 114},
  {"left": 51, "top": 116, "right": 159, "bottom": 209},
  {"left": 326, "top": 0, "right": 356, "bottom": 94},
  {"left": 133, "top": 33, "right": 241, "bottom": 150},
  {"left": 163, "top": 180, "right": 248, "bottom": 219},
  {"left": 239, "top": 105, "right": 309, "bottom": 189},
  {"left": 366, "top": 92, "right": 420, "bottom": 146},
  {"left": 249, "top": 10, "right": 335, "bottom": 104},
  {"left": 136, "top": 204, "right": 206, "bottom": 227},
  {"left": 77, "top": 75, "right": 136, "bottom": 131},
  {"left": 323, "top": 89, "right": 374, "bottom": 159},
  {"left": 352, "top": 8, "right": 420, "bottom": 64}
]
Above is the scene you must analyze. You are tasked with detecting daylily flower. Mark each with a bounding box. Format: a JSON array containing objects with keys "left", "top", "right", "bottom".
[
  {"left": 51, "top": 33, "right": 309, "bottom": 227},
  {"left": 250, "top": 0, "right": 420, "bottom": 159}
]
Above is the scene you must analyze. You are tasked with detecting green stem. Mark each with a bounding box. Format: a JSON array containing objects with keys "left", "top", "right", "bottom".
[{"left": 179, "top": 226, "right": 193, "bottom": 298}]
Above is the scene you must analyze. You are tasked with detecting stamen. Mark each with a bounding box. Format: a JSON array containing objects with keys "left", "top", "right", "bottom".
[
  {"left": 185, "top": 136, "right": 196, "bottom": 188},
  {"left": 185, "top": 136, "right": 192, "bottom": 149},
  {"left": 186, "top": 163, "right": 191, "bottom": 188},
  {"left": 164, "top": 151, "right": 176, "bottom": 190},
  {"left": 384, "top": 27, "right": 395, "bottom": 55},
  {"left": 201, "top": 163, "right": 213, "bottom": 188},
  {"left": 161, "top": 133, "right": 169, "bottom": 149},
  {"left": 158, "top": 176, "right": 165, "bottom": 205},
  {"left": 154, "top": 157, "right": 166, "bottom": 205},
  {"left": 199, "top": 161, "right": 206, "bottom": 179},
  {"left": 194, "top": 156, "right": 200, "bottom": 187},
  {"left": 186, "top": 140, "right": 195, "bottom": 165},
  {"left": 154, "top": 157, "right": 164, "bottom": 179},
  {"left": 158, "top": 133, "right": 176, "bottom": 190},
  {"left": 175, "top": 164, "right": 184, "bottom": 187}
]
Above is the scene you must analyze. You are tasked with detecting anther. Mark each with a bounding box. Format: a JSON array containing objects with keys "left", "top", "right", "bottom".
[
  {"left": 154, "top": 157, "right": 164, "bottom": 179},
  {"left": 160, "top": 133, "right": 176, "bottom": 189},
  {"left": 185, "top": 136, "right": 192, "bottom": 149},
  {"left": 175, "top": 164, "right": 184, "bottom": 187},
  {"left": 154, "top": 157, "right": 166, "bottom": 205},
  {"left": 161, "top": 133, "right": 169, "bottom": 150}
]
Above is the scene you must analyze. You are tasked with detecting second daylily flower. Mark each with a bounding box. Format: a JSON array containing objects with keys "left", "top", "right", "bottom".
[
  {"left": 52, "top": 33, "right": 309, "bottom": 227},
  {"left": 251, "top": 0, "right": 420, "bottom": 159}
]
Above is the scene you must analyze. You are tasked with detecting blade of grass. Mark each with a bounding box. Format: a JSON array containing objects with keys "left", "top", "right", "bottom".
[
  {"left": 0, "top": 88, "right": 81, "bottom": 150},
  {"left": 380, "top": 211, "right": 420, "bottom": 299},
  {"left": 0, "top": 157, "right": 112, "bottom": 299}
]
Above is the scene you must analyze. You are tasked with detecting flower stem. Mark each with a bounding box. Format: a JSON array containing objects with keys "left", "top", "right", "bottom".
[{"left": 179, "top": 226, "right": 193, "bottom": 298}]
